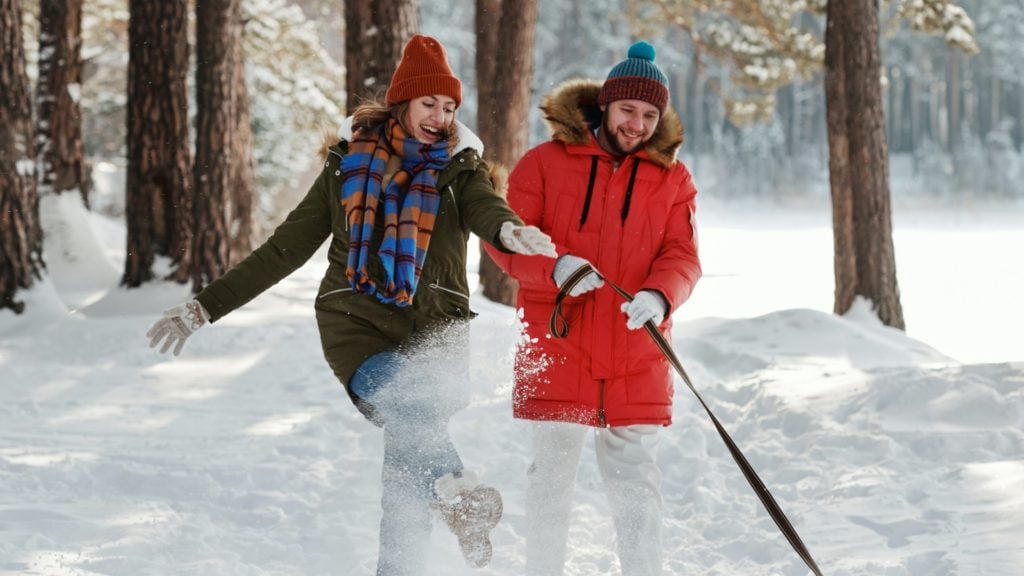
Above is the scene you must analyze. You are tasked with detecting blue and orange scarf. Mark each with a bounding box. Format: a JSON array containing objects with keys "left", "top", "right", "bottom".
[{"left": 340, "top": 118, "right": 450, "bottom": 307}]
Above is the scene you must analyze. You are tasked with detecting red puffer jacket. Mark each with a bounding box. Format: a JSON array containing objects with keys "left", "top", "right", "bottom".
[{"left": 486, "top": 80, "right": 701, "bottom": 428}]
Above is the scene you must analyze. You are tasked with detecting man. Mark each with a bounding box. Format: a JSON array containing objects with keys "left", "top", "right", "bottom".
[{"left": 485, "top": 41, "right": 701, "bottom": 575}]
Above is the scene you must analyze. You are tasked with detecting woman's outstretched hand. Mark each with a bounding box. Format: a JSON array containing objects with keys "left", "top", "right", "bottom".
[
  {"left": 146, "top": 300, "right": 210, "bottom": 356},
  {"left": 499, "top": 221, "right": 557, "bottom": 258}
]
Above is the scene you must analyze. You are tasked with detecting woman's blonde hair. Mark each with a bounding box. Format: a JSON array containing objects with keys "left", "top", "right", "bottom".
[{"left": 351, "top": 98, "right": 460, "bottom": 152}]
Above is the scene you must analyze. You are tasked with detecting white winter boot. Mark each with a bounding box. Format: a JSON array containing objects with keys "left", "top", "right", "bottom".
[{"left": 433, "top": 471, "right": 503, "bottom": 568}]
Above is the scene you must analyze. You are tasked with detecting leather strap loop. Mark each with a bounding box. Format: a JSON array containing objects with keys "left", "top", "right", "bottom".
[{"left": 549, "top": 263, "right": 599, "bottom": 339}]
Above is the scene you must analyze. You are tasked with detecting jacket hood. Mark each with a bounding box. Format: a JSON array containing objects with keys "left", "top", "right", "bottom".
[
  {"left": 336, "top": 116, "right": 485, "bottom": 156},
  {"left": 318, "top": 118, "right": 506, "bottom": 196},
  {"left": 539, "top": 79, "right": 684, "bottom": 169}
]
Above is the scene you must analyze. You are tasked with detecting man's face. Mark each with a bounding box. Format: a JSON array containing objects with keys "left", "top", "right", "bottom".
[{"left": 600, "top": 99, "right": 661, "bottom": 156}]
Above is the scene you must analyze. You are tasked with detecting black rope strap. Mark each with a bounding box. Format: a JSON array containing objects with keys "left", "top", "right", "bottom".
[
  {"left": 620, "top": 157, "right": 640, "bottom": 224},
  {"left": 578, "top": 156, "right": 599, "bottom": 230},
  {"left": 549, "top": 263, "right": 824, "bottom": 576}
]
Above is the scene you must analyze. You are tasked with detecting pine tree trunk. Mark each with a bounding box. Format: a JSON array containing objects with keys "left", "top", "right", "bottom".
[
  {"left": 1, "top": 0, "right": 43, "bottom": 313},
  {"left": 192, "top": 0, "right": 253, "bottom": 292},
  {"left": 909, "top": 74, "right": 920, "bottom": 172},
  {"left": 229, "top": 32, "right": 256, "bottom": 267},
  {"left": 685, "top": 48, "right": 703, "bottom": 153},
  {"left": 475, "top": 0, "right": 538, "bottom": 306},
  {"left": 989, "top": 74, "right": 999, "bottom": 138},
  {"left": 344, "top": 0, "right": 419, "bottom": 110},
  {"left": 1017, "top": 82, "right": 1024, "bottom": 150},
  {"left": 123, "top": 0, "right": 192, "bottom": 287},
  {"left": 35, "top": 0, "right": 88, "bottom": 205},
  {"left": 475, "top": 0, "right": 501, "bottom": 145},
  {"left": 948, "top": 49, "right": 961, "bottom": 152},
  {"left": 825, "top": 0, "right": 905, "bottom": 329},
  {"left": 824, "top": 9, "right": 856, "bottom": 317}
]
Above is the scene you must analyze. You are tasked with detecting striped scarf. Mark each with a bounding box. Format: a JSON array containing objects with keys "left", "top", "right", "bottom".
[{"left": 341, "top": 118, "right": 450, "bottom": 307}]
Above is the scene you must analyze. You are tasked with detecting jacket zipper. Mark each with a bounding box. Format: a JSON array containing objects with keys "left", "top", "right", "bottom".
[
  {"left": 428, "top": 281, "right": 470, "bottom": 301},
  {"left": 598, "top": 379, "right": 607, "bottom": 427},
  {"left": 318, "top": 287, "right": 353, "bottom": 299}
]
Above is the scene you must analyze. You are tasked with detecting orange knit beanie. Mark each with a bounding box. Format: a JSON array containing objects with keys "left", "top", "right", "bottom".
[{"left": 385, "top": 35, "right": 462, "bottom": 107}]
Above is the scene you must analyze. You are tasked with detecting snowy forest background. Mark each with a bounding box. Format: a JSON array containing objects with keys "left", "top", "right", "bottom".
[
  {"left": 3, "top": 1, "right": 1024, "bottom": 575},
  {"left": 13, "top": 0, "right": 1024, "bottom": 230}
]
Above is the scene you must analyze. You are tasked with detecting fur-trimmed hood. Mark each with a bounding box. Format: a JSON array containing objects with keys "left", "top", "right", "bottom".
[
  {"left": 319, "top": 116, "right": 486, "bottom": 165},
  {"left": 539, "top": 79, "right": 684, "bottom": 169},
  {"left": 319, "top": 117, "right": 508, "bottom": 195}
]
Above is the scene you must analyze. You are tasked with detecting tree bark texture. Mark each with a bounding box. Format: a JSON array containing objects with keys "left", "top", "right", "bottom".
[
  {"left": 475, "top": 0, "right": 538, "bottom": 306},
  {"left": 228, "top": 31, "right": 256, "bottom": 269},
  {"left": 124, "top": 0, "right": 192, "bottom": 287},
  {"left": 1, "top": 0, "right": 43, "bottom": 313},
  {"left": 824, "top": 0, "right": 905, "bottom": 329},
  {"left": 35, "top": 0, "right": 88, "bottom": 206},
  {"left": 344, "top": 0, "right": 419, "bottom": 110},
  {"left": 193, "top": 0, "right": 254, "bottom": 292},
  {"left": 947, "top": 49, "right": 961, "bottom": 152}
]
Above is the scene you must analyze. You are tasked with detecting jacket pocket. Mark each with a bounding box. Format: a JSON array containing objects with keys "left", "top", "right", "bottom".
[
  {"left": 428, "top": 281, "right": 476, "bottom": 319},
  {"left": 318, "top": 287, "right": 353, "bottom": 300}
]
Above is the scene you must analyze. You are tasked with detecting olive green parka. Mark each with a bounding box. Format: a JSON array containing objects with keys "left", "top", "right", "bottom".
[{"left": 195, "top": 120, "right": 522, "bottom": 422}]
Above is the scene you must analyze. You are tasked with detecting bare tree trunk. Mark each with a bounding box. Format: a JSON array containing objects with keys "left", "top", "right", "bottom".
[
  {"left": 35, "top": 0, "right": 88, "bottom": 205},
  {"left": 344, "top": 0, "right": 419, "bottom": 110},
  {"left": 1017, "top": 82, "right": 1024, "bottom": 150},
  {"left": 1, "top": 0, "right": 43, "bottom": 313},
  {"left": 124, "top": 0, "right": 192, "bottom": 287},
  {"left": 192, "top": 0, "right": 254, "bottom": 292},
  {"left": 229, "top": 32, "right": 256, "bottom": 267},
  {"left": 475, "top": 0, "right": 538, "bottom": 306},
  {"left": 824, "top": 7, "right": 856, "bottom": 317},
  {"left": 909, "top": 74, "right": 921, "bottom": 172},
  {"left": 685, "top": 47, "right": 703, "bottom": 154},
  {"left": 948, "top": 49, "right": 961, "bottom": 152},
  {"left": 475, "top": 0, "right": 501, "bottom": 148},
  {"left": 825, "top": 0, "right": 905, "bottom": 329},
  {"left": 887, "top": 66, "right": 901, "bottom": 152},
  {"left": 989, "top": 74, "right": 999, "bottom": 137}
]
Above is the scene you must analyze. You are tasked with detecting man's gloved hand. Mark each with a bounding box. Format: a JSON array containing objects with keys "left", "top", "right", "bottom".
[
  {"left": 621, "top": 290, "right": 668, "bottom": 330},
  {"left": 146, "top": 299, "right": 210, "bottom": 356},
  {"left": 499, "top": 221, "right": 557, "bottom": 258},
  {"left": 552, "top": 254, "right": 604, "bottom": 297}
]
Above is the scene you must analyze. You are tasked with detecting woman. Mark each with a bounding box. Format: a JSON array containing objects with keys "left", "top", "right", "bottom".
[{"left": 146, "top": 35, "right": 556, "bottom": 574}]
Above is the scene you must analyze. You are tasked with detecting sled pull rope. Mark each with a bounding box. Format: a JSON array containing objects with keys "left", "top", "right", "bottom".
[{"left": 550, "top": 263, "right": 824, "bottom": 576}]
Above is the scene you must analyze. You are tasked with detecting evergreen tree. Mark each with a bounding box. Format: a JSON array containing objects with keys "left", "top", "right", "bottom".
[
  {"left": 825, "top": 0, "right": 904, "bottom": 328},
  {"left": 192, "top": 0, "right": 255, "bottom": 292},
  {"left": 344, "top": 0, "right": 419, "bottom": 109},
  {"left": 35, "top": 0, "right": 88, "bottom": 205},
  {"left": 475, "top": 0, "right": 538, "bottom": 306},
  {"left": 123, "top": 0, "right": 192, "bottom": 286},
  {"left": 1, "top": 0, "right": 44, "bottom": 313}
]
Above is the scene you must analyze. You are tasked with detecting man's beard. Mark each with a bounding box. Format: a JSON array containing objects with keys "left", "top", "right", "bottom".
[{"left": 601, "top": 119, "right": 646, "bottom": 157}]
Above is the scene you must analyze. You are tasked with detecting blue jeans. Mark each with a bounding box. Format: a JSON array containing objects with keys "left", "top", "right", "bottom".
[{"left": 351, "top": 351, "right": 465, "bottom": 576}]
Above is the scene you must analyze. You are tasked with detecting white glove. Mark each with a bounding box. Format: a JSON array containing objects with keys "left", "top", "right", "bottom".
[
  {"left": 621, "top": 290, "right": 668, "bottom": 330},
  {"left": 552, "top": 254, "right": 604, "bottom": 297},
  {"left": 499, "top": 221, "right": 557, "bottom": 258},
  {"left": 146, "top": 300, "right": 210, "bottom": 356}
]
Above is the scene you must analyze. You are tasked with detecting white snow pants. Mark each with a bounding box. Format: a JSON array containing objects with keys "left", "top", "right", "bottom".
[{"left": 525, "top": 421, "right": 663, "bottom": 576}]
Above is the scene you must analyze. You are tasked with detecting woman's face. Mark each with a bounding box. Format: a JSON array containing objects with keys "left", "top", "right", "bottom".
[{"left": 403, "top": 95, "right": 457, "bottom": 144}]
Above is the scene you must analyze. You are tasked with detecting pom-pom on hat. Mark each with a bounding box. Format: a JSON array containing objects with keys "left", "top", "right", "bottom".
[
  {"left": 385, "top": 35, "right": 462, "bottom": 107},
  {"left": 598, "top": 41, "right": 669, "bottom": 113}
]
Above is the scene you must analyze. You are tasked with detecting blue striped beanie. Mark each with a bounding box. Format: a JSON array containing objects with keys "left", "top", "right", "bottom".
[{"left": 598, "top": 41, "right": 669, "bottom": 113}]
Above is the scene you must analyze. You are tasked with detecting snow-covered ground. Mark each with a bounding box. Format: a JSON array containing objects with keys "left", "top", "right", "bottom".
[{"left": 1, "top": 194, "right": 1022, "bottom": 575}]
